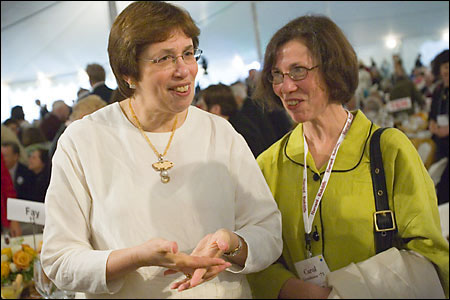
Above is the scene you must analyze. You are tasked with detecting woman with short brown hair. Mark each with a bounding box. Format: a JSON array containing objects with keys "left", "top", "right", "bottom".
[
  {"left": 247, "top": 14, "right": 448, "bottom": 298},
  {"left": 41, "top": 2, "right": 282, "bottom": 298}
]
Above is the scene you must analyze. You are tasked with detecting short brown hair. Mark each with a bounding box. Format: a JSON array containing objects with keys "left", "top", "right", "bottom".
[
  {"left": 201, "top": 84, "right": 238, "bottom": 117},
  {"left": 108, "top": 1, "right": 200, "bottom": 99},
  {"left": 254, "top": 15, "right": 358, "bottom": 108},
  {"left": 85, "top": 63, "right": 106, "bottom": 83}
]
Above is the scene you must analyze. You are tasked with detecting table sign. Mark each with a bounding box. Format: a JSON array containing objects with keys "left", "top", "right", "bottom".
[
  {"left": 7, "top": 198, "right": 45, "bottom": 225},
  {"left": 386, "top": 97, "right": 412, "bottom": 112}
]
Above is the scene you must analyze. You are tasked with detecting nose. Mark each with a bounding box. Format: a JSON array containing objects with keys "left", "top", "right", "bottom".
[
  {"left": 279, "top": 75, "right": 298, "bottom": 94},
  {"left": 173, "top": 56, "right": 190, "bottom": 77}
]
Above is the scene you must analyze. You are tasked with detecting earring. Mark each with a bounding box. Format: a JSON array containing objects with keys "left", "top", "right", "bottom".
[{"left": 129, "top": 83, "right": 136, "bottom": 89}]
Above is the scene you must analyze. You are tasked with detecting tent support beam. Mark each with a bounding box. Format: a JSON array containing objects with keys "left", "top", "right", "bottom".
[{"left": 251, "top": 2, "right": 263, "bottom": 63}]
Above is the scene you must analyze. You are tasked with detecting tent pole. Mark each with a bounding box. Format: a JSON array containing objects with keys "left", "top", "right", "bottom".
[
  {"left": 108, "top": 1, "right": 118, "bottom": 28},
  {"left": 251, "top": 2, "right": 263, "bottom": 63}
]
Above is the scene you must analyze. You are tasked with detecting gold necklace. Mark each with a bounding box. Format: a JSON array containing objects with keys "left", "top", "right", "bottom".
[{"left": 129, "top": 99, "right": 178, "bottom": 183}]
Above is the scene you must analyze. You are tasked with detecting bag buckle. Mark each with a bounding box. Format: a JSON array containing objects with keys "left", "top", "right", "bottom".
[{"left": 373, "top": 210, "right": 396, "bottom": 232}]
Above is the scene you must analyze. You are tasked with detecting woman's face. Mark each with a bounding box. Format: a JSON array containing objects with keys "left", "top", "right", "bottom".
[
  {"left": 28, "top": 150, "right": 44, "bottom": 174},
  {"left": 133, "top": 30, "right": 198, "bottom": 114},
  {"left": 272, "top": 40, "right": 329, "bottom": 123},
  {"left": 440, "top": 62, "right": 449, "bottom": 87}
]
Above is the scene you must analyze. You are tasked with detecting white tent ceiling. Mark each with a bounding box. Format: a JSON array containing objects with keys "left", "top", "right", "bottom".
[{"left": 1, "top": 1, "right": 449, "bottom": 101}]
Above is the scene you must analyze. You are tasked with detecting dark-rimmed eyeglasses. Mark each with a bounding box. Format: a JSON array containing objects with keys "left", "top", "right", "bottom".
[
  {"left": 140, "top": 48, "right": 203, "bottom": 68},
  {"left": 269, "top": 65, "right": 319, "bottom": 84}
]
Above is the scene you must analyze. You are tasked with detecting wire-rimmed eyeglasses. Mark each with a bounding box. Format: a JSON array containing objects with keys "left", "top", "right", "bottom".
[
  {"left": 140, "top": 48, "right": 203, "bottom": 68},
  {"left": 269, "top": 65, "right": 319, "bottom": 84}
]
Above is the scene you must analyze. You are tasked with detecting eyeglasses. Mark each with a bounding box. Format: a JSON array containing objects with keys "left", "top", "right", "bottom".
[
  {"left": 140, "top": 48, "right": 203, "bottom": 68},
  {"left": 269, "top": 65, "right": 319, "bottom": 84}
]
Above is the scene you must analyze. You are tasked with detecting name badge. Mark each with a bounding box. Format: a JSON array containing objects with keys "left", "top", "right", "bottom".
[
  {"left": 437, "top": 114, "right": 449, "bottom": 126},
  {"left": 294, "top": 255, "right": 330, "bottom": 287}
]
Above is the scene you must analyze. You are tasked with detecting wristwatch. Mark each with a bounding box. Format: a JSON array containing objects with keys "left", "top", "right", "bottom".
[{"left": 224, "top": 236, "right": 242, "bottom": 257}]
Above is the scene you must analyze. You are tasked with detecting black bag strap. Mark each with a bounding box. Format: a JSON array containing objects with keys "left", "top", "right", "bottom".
[{"left": 370, "top": 127, "right": 397, "bottom": 254}]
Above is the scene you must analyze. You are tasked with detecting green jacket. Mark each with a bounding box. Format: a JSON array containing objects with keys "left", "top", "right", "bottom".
[{"left": 247, "top": 110, "right": 449, "bottom": 298}]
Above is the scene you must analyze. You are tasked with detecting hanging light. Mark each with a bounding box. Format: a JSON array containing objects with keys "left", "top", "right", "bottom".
[
  {"left": 385, "top": 35, "right": 398, "bottom": 49},
  {"left": 36, "top": 72, "right": 51, "bottom": 89},
  {"left": 442, "top": 28, "right": 449, "bottom": 43}
]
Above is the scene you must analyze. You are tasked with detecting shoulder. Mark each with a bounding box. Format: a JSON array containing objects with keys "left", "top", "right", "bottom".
[
  {"left": 372, "top": 127, "right": 420, "bottom": 165},
  {"left": 377, "top": 127, "right": 411, "bottom": 149},
  {"left": 17, "top": 163, "right": 34, "bottom": 176}
]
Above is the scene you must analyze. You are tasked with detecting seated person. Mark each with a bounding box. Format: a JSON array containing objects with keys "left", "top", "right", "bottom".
[
  {"left": 1, "top": 141, "right": 36, "bottom": 201},
  {"left": 28, "top": 148, "right": 51, "bottom": 203}
]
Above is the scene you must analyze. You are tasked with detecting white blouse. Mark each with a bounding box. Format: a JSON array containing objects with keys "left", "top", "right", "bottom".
[{"left": 41, "top": 103, "right": 282, "bottom": 298}]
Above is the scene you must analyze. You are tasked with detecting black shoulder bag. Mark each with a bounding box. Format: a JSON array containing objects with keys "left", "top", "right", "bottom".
[{"left": 369, "top": 127, "right": 398, "bottom": 254}]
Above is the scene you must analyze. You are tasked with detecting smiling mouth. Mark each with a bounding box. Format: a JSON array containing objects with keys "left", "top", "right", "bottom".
[
  {"left": 286, "top": 100, "right": 301, "bottom": 106},
  {"left": 173, "top": 85, "right": 189, "bottom": 92}
]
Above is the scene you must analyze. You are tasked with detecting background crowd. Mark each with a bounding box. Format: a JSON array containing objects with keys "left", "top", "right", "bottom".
[
  {"left": 0, "top": 1, "right": 447, "bottom": 299},
  {"left": 1, "top": 47, "right": 449, "bottom": 237}
]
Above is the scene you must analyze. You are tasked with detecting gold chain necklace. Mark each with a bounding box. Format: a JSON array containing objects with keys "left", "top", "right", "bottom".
[{"left": 129, "top": 99, "right": 178, "bottom": 183}]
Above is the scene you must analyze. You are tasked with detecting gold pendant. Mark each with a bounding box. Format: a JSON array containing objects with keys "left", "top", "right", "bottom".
[
  {"left": 160, "top": 173, "right": 170, "bottom": 183},
  {"left": 153, "top": 156, "right": 173, "bottom": 184},
  {"left": 152, "top": 160, "right": 174, "bottom": 171}
]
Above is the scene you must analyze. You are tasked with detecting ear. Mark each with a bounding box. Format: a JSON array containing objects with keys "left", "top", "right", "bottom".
[
  {"left": 210, "top": 104, "right": 222, "bottom": 115},
  {"left": 123, "top": 76, "right": 135, "bottom": 88}
]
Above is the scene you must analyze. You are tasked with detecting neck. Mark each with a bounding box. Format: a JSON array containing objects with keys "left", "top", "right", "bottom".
[
  {"left": 32, "top": 165, "right": 44, "bottom": 175},
  {"left": 303, "top": 104, "right": 348, "bottom": 144},
  {"left": 124, "top": 97, "right": 187, "bottom": 132}
]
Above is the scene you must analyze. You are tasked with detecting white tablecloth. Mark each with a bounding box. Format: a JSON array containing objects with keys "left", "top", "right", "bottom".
[{"left": 1, "top": 233, "right": 43, "bottom": 249}]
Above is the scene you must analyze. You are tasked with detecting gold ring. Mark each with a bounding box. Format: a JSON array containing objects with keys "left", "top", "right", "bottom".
[{"left": 185, "top": 273, "right": 192, "bottom": 279}]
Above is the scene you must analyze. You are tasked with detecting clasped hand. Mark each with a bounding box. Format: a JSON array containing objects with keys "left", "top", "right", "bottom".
[{"left": 163, "top": 228, "right": 237, "bottom": 291}]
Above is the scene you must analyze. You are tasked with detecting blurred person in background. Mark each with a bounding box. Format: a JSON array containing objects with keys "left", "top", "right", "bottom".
[
  {"left": 48, "top": 94, "right": 107, "bottom": 159},
  {"left": 1, "top": 141, "right": 36, "bottom": 201},
  {"left": 247, "top": 71, "right": 294, "bottom": 141},
  {"left": 390, "top": 56, "right": 425, "bottom": 117},
  {"left": 1, "top": 125, "right": 29, "bottom": 166},
  {"left": 21, "top": 126, "right": 49, "bottom": 156},
  {"left": 246, "top": 14, "right": 448, "bottom": 298},
  {"left": 35, "top": 99, "right": 49, "bottom": 120},
  {"left": 3, "top": 118, "right": 21, "bottom": 137},
  {"left": 10, "top": 105, "right": 31, "bottom": 142},
  {"left": 28, "top": 148, "right": 51, "bottom": 203},
  {"left": 429, "top": 49, "right": 449, "bottom": 205},
  {"left": 40, "top": 1, "right": 281, "bottom": 298},
  {"left": 230, "top": 81, "right": 278, "bottom": 150},
  {"left": 67, "top": 94, "right": 107, "bottom": 123},
  {"left": 39, "top": 100, "right": 71, "bottom": 142},
  {"left": 198, "top": 83, "right": 267, "bottom": 158},
  {"left": 354, "top": 61, "right": 373, "bottom": 110},
  {"left": 85, "top": 63, "right": 114, "bottom": 104},
  {"left": 76, "top": 87, "right": 91, "bottom": 102},
  {"left": 1, "top": 152, "right": 22, "bottom": 237}
]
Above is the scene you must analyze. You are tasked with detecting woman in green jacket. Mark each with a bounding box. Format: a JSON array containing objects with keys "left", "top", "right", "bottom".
[{"left": 247, "top": 15, "right": 449, "bottom": 298}]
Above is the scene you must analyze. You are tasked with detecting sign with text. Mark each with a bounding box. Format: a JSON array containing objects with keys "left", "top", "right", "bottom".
[
  {"left": 7, "top": 198, "right": 45, "bottom": 225},
  {"left": 386, "top": 97, "right": 412, "bottom": 112}
]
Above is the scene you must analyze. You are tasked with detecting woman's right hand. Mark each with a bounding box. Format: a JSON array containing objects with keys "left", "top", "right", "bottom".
[
  {"left": 136, "top": 238, "right": 231, "bottom": 271},
  {"left": 106, "top": 238, "right": 231, "bottom": 282}
]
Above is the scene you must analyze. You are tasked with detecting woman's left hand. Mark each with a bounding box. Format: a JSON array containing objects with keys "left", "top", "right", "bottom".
[{"left": 165, "top": 228, "right": 235, "bottom": 291}]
